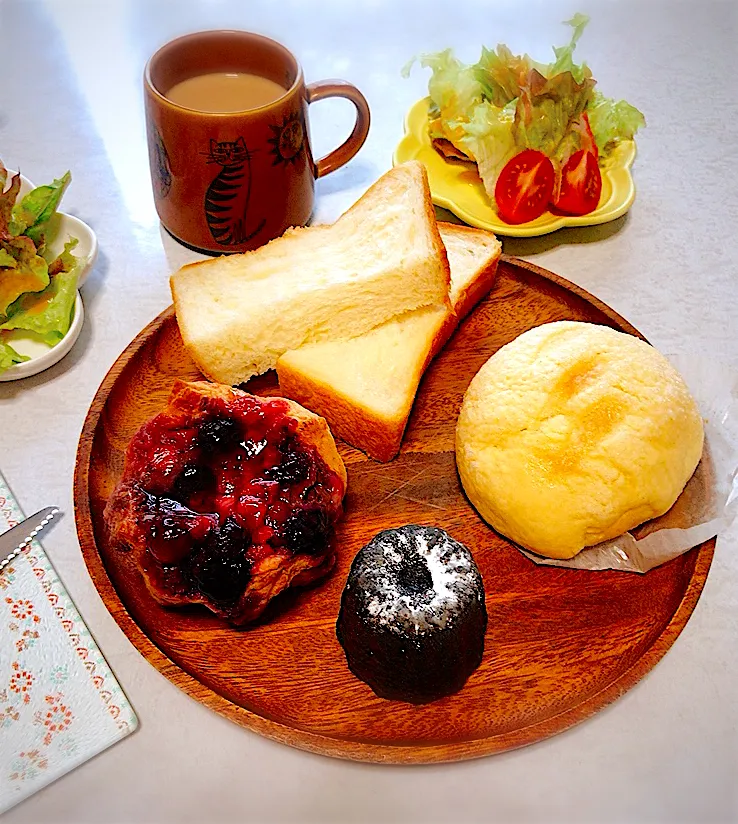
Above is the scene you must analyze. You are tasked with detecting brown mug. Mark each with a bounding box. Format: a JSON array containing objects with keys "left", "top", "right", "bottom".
[{"left": 144, "top": 30, "right": 370, "bottom": 254}]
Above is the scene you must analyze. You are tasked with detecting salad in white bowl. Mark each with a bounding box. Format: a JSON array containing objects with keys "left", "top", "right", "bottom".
[{"left": 0, "top": 162, "right": 97, "bottom": 379}]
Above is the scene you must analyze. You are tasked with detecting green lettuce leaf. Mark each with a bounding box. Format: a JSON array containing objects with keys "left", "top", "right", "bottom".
[
  {"left": 0, "top": 249, "right": 17, "bottom": 268},
  {"left": 546, "top": 13, "right": 591, "bottom": 83},
  {"left": 403, "top": 49, "right": 483, "bottom": 145},
  {"left": 514, "top": 69, "right": 595, "bottom": 158},
  {"left": 457, "top": 99, "right": 518, "bottom": 198},
  {"left": 472, "top": 14, "right": 591, "bottom": 105},
  {"left": 587, "top": 90, "right": 646, "bottom": 153},
  {"left": 473, "top": 44, "right": 530, "bottom": 107},
  {"left": 9, "top": 171, "right": 70, "bottom": 244},
  {"left": 1, "top": 265, "right": 78, "bottom": 345},
  {"left": 48, "top": 238, "right": 79, "bottom": 276},
  {"left": 0, "top": 235, "right": 50, "bottom": 317},
  {"left": 0, "top": 338, "right": 30, "bottom": 374}
]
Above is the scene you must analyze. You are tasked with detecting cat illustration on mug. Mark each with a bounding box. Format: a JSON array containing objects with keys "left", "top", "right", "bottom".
[{"left": 204, "top": 137, "right": 265, "bottom": 246}]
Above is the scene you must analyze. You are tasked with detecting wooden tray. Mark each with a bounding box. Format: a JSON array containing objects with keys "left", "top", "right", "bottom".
[{"left": 74, "top": 256, "right": 713, "bottom": 764}]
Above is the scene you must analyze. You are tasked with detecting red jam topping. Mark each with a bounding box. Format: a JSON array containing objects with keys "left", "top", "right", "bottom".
[{"left": 125, "top": 393, "right": 342, "bottom": 607}]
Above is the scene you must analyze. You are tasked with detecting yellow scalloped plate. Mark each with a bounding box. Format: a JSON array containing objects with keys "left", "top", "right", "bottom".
[{"left": 393, "top": 98, "right": 637, "bottom": 237}]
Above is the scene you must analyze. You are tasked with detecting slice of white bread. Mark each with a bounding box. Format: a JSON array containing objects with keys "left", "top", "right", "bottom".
[
  {"left": 170, "top": 161, "right": 450, "bottom": 386},
  {"left": 276, "top": 223, "right": 501, "bottom": 462}
]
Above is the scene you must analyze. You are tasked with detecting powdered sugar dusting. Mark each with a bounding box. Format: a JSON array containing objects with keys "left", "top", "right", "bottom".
[{"left": 353, "top": 525, "right": 481, "bottom": 635}]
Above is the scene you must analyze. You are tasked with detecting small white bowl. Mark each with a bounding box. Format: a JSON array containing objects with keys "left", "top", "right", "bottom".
[{"left": 0, "top": 173, "right": 97, "bottom": 381}]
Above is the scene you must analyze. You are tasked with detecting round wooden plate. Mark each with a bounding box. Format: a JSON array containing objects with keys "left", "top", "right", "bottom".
[{"left": 74, "top": 256, "right": 713, "bottom": 764}]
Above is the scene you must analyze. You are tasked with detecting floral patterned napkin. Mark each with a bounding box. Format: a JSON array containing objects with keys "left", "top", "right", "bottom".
[{"left": 0, "top": 472, "right": 137, "bottom": 814}]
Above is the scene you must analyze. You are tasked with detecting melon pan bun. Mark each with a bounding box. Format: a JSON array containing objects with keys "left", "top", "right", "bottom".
[{"left": 455, "top": 321, "right": 704, "bottom": 560}]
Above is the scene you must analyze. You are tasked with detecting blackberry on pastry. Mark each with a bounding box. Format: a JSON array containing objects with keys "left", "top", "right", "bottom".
[
  {"left": 336, "top": 525, "right": 487, "bottom": 703},
  {"left": 104, "top": 380, "right": 347, "bottom": 625}
]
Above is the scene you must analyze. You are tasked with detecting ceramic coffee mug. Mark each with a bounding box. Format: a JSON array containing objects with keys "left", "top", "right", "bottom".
[{"left": 144, "top": 30, "right": 370, "bottom": 254}]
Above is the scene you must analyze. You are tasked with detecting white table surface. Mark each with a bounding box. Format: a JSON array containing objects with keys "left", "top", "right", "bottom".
[{"left": 2, "top": 0, "right": 737, "bottom": 821}]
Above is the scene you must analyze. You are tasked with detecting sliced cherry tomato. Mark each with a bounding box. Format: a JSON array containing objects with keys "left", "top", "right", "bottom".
[
  {"left": 494, "top": 149, "right": 555, "bottom": 224},
  {"left": 551, "top": 149, "right": 602, "bottom": 216}
]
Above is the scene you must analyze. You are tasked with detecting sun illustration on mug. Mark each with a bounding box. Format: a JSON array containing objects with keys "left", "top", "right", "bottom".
[{"left": 267, "top": 111, "right": 305, "bottom": 165}]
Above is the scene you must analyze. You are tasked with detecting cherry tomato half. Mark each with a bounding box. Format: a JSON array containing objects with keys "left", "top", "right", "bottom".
[
  {"left": 494, "top": 149, "right": 555, "bottom": 224},
  {"left": 551, "top": 149, "right": 602, "bottom": 216}
]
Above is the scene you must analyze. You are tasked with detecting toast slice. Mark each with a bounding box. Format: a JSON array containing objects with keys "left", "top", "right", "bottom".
[
  {"left": 276, "top": 223, "right": 501, "bottom": 461},
  {"left": 170, "top": 161, "right": 450, "bottom": 386}
]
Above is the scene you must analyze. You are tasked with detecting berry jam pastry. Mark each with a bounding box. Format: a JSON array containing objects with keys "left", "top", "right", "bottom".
[
  {"left": 105, "top": 380, "right": 347, "bottom": 625},
  {"left": 336, "top": 525, "right": 486, "bottom": 703}
]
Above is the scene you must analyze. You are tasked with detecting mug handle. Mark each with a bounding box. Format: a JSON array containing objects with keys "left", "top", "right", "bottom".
[{"left": 305, "top": 80, "right": 370, "bottom": 178}]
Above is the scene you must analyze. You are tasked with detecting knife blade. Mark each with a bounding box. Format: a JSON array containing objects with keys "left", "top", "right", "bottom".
[{"left": 0, "top": 507, "right": 61, "bottom": 573}]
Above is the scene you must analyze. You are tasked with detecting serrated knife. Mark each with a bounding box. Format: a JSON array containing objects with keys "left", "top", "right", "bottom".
[{"left": 0, "top": 507, "right": 61, "bottom": 573}]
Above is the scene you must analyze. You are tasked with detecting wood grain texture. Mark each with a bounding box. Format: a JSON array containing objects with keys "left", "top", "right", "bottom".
[{"left": 73, "top": 256, "right": 714, "bottom": 764}]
